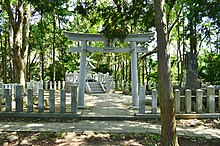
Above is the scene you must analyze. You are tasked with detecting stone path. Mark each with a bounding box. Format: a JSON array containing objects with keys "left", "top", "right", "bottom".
[{"left": 0, "top": 93, "right": 220, "bottom": 142}]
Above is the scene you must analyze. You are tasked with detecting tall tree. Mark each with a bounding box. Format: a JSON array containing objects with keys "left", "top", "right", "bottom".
[
  {"left": 154, "top": 0, "right": 178, "bottom": 145},
  {"left": 4, "top": 0, "right": 30, "bottom": 87}
]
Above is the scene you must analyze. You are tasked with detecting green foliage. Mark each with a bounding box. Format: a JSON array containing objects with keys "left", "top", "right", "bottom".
[
  {"left": 145, "top": 133, "right": 161, "bottom": 146},
  {"left": 92, "top": 64, "right": 113, "bottom": 75},
  {"left": 32, "top": 132, "right": 65, "bottom": 142},
  {"left": 147, "top": 57, "right": 158, "bottom": 83},
  {"left": 199, "top": 51, "right": 220, "bottom": 85},
  {"left": 74, "top": 0, "right": 154, "bottom": 40}
]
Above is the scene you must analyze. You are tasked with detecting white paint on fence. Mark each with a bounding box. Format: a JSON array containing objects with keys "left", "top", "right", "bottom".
[
  {"left": 152, "top": 89, "right": 158, "bottom": 113},
  {"left": 207, "top": 85, "right": 215, "bottom": 113}
]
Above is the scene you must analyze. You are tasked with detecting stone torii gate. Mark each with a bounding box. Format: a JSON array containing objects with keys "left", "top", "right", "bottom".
[{"left": 64, "top": 32, "right": 154, "bottom": 108}]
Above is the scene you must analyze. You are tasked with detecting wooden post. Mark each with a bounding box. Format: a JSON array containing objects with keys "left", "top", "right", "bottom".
[
  {"left": 38, "top": 88, "right": 44, "bottom": 112},
  {"left": 15, "top": 85, "right": 23, "bottom": 112},
  {"left": 139, "top": 86, "right": 146, "bottom": 114},
  {"left": 185, "top": 89, "right": 191, "bottom": 113},
  {"left": 27, "top": 89, "right": 33, "bottom": 112},
  {"left": 60, "top": 89, "right": 66, "bottom": 113},
  {"left": 196, "top": 89, "right": 203, "bottom": 113},
  {"left": 152, "top": 89, "right": 158, "bottom": 113},
  {"left": 207, "top": 85, "right": 215, "bottom": 113},
  {"left": 174, "top": 89, "right": 180, "bottom": 113},
  {"left": 49, "top": 89, "right": 55, "bottom": 113},
  {"left": 5, "top": 89, "right": 12, "bottom": 112},
  {"left": 71, "top": 85, "right": 77, "bottom": 113}
]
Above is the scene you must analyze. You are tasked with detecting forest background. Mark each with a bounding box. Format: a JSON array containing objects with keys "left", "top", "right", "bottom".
[{"left": 0, "top": 0, "right": 219, "bottom": 88}]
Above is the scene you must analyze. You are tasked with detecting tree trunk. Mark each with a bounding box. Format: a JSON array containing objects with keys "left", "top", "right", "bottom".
[
  {"left": 22, "top": 3, "right": 30, "bottom": 83},
  {"left": 8, "top": 23, "right": 13, "bottom": 82},
  {"left": 154, "top": 0, "right": 178, "bottom": 145},
  {"left": 40, "top": 8, "right": 45, "bottom": 81},
  {"left": 5, "top": 0, "right": 29, "bottom": 87},
  {"left": 52, "top": 15, "right": 56, "bottom": 82}
]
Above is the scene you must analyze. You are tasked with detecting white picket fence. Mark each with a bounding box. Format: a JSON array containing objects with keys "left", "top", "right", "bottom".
[
  {"left": 0, "top": 81, "right": 220, "bottom": 119},
  {"left": 0, "top": 82, "right": 80, "bottom": 118},
  {"left": 138, "top": 85, "right": 220, "bottom": 115},
  {"left": 65, "top": 72, "right": 111, "bottom": 83}
]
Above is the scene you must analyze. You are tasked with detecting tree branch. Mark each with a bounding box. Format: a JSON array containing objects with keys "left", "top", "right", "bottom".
[
  {"left": 140, "top": 47, "right": 158, "bottom": 59},
  {"left": 4, "top": 0, "right": 15, "bottom": 31},
  {"left": 168, "top": 3, "right": 184, "bottom": 38}
]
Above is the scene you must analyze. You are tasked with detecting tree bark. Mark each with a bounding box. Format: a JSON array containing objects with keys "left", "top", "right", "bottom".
[
  {"left": 52, "top": 15, "right": 56, "bottom": 82},
  {"left": 3, "top": 32, "right": 7, "bottom": 83},
  {"left": 22, "top": 3, "right": 30, "bottom": 83},
  {"left": 5, "top": 0, "right": 30, "bottom": 87},
  {"left": 154, "top": 0, "right": 178, "bottom": 145},
  {"left": 40, "top": 8, "right": 45, "bottom": 81}
]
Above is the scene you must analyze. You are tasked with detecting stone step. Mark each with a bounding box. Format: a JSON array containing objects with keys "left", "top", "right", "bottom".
[
  {"left": 87, "top": 82, "right": 105, "bottom": 93},
  {"left": 90, "top": 87, "right": 104, "bottom": 91}
]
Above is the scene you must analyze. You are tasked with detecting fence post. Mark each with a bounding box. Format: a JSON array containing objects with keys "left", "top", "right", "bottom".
[
  {"left": 45, "top": 81, "right": 48, "bottom": 90},
  {"left": 152, "top": 89, "right": 158, "bottom": 113},
  {"left": 11, "top": 84, "right": 15, "bottom": 98},
  {"left": 174, "top": 89, "right": 180, "bottom": 113},
  {"left": 60, "top": 89, "right": 66, "bottom": 113},
  {"left": 207, "top": 85, "right": 215, "bottom": 113},
  {"left": 98, "top": 72, "right": 101, "bottom": 82},
  {"left": 50, "top": 81, "right": 53, "bottom": 89},
  {"left": 39, "top": 80, "right": 44, "bottom": 89},
  {"left": 54, "top": 81, "right": 57, "bottom": 90},
  {"left": 139, "top": 86, "right": 146, "bottom": 114},
  {"left": 122, "top": 80, "right": 124, "bottom": 90},
  {"left": 15, "top": 85, "right": 23, "bottom": 112},
  {"left": 38, "top": 88, "right": 44, "bottom": 112},
  {"left": 49, "top": 89, "right": 55, "bottom": 113},
  {"left": 71, "top": 85, "right": 77, "bottom": 113},
  {"left": 148, "top": 81, "right": 152, "bottom": 90},
  {"left": 5, "top": 88, "right": 11, "bottom": 112},
  {"left": 62, "top": 81, "right": 65, "bottom": 89},
  {"left": 185, "top": 89, "right": 191, "bottom": 113},
  {"left": 117, "top": 81, "right": 120, "bottom": 90},
  {"left": 27, "top": 88, "right": 33, "bottom": 112},
  {"left": 125, "top": 82, "right": 129, "bottom": 90},
  {"left": 58, "top": 81, "right": 61, "bottom": 90},
  {"left": 196, "top": 89, "right": 203, "bottom": 113}
]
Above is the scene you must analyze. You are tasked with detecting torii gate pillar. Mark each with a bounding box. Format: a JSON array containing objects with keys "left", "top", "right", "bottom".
[
  {"left": 78, "top": 40, "right": 87, "bottom": 107},
  {"left": 130, "top": 41, "right": 139, "bottom": 107}
]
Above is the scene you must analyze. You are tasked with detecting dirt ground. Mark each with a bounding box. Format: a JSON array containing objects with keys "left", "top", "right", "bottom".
[
  {"left": 0, "top": 131, "right": 220, "bottom": 146},
  {"left": 0, "top": 118, "right": 220, "bottom": 146}
]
